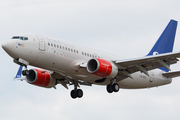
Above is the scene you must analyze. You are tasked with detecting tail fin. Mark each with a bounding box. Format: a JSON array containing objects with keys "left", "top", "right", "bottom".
[
  {"left": 147, "top": 19, "right": 178, "bottom": 72},
  {"left": 14, "top": 66, "right": 25, "bottom": 80}
]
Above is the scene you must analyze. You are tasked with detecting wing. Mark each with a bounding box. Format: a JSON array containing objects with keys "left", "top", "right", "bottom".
[
  {"left": 115, "top": 52, "right": 180, "bottom": 81},
  {"left": 162, "top": 71, "right": 180, "bottom": 78},
  {"left": 51, "top": 72, "right": 92, "bottom": 89}
]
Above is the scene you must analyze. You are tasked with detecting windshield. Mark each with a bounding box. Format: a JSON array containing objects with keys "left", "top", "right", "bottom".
[
  {"left": 12, "top": 36, "right": 28, "bottom": 40},
  {"left": 12, "top": 36, "right": 20, "bottom": 39}
]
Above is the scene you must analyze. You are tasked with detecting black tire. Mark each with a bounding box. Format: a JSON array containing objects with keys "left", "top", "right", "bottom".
[
  {"left": 106, "top": 84, "right": 113, "bottom": 93},
  {"left": 22, "top": 70, "right": 26, "bottom": 76},
  {"left": 22, "top": 70, "right": 29, "bottom": 76},
  {"left": 112, "top": 83, "right": 119, "bottom": 92},
  {"left": 25, "top": 70, "right": 29, "bottom": 75},
  {"left": 70, "top": 90, "right": 77, "bottom": 99},
  {"left": 76, "top": 89, "right": 83, "bottom": 98}
]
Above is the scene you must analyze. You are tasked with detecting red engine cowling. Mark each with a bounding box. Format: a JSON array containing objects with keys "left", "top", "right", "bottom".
[
  {"left": 87, "top": 58, "right": 118, "bottom": 78},
  {"left": 26, "top": 69, "right": 56, "bottom": 88}
]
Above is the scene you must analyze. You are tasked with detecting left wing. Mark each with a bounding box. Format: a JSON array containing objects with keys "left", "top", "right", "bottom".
[
  {"left": 162, "top": 71, "right": 180, "bottom": 78},
  {"left": 115, "top": 52, "right": 180, "bottom": 81}
]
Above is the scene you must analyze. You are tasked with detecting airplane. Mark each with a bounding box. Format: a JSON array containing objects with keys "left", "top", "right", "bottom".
[{"left": 2, "top": 19, "right": 180, "bottom": 99}]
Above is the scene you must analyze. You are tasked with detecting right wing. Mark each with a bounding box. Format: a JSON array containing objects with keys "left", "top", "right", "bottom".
[{"left": 115, "top": 51, "right": 180, "bottom": 81}]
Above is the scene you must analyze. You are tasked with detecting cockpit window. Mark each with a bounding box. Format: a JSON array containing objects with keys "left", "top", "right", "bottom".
[
  {"left": 24, "top": 37, "right": 28, "bottom": 40},
  {"left": 20, "top": 37, "right": 23, "bottom": 40},
  {"left": 12, "top": 36, "right": 20, "bottom": 39},
  {"left": 12, "top": 36, "right": 28, "bottom": 40}
]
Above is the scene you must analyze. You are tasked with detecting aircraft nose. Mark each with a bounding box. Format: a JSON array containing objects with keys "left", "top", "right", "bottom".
[
  {"left": 2, "top": 40, "right": 16, "bottom": 58},
  {"left": 2, "top": 41, "right": 12, "bottom": 52},
  {"left": 2, "top": 41, "right": 9, "bottom": 51}
]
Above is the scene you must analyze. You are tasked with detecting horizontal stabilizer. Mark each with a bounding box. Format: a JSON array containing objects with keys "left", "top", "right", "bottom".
[{"left": 162, "top": 71, "right": 180, "bottom": 78}]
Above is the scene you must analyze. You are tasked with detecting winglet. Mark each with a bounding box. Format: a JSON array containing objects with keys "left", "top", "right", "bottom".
[{"left": 147, "top": 19, "right": 178, "bottom": 72}]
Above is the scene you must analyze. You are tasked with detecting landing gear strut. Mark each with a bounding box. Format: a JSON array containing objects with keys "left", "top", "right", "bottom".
[
  {"left": 106, "top": 79, "right": 119, "bottom": 93},
  {"left": 70, "top": 81, "right": 83, "bottom": 99},
  {"left": 22, "top": 65, "right": 29, "bottom": 76}
]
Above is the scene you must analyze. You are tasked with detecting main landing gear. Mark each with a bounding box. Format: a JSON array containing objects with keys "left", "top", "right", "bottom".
[
  {"left": 70, "top": 81, "right": 83, "bottom": 99},
  {"left": 106, "top": 79, "right": 119, "bottom": 93},
  {"left": 70, "top": 89, "right": 83, "bottom": 99}
]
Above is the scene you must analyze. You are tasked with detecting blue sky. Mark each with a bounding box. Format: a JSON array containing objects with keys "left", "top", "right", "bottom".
[{"left": 1, "top": 0, "right": 180, "bottom": 120}]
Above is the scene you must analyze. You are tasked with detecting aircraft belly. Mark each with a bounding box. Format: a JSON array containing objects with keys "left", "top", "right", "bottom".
[{"left": 118, "top": 70, "right": 172, "bottom": 89}]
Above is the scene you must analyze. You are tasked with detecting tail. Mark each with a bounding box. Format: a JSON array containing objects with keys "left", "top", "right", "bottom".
[
  {"left": 147, "top": 19, "right": 178, "bottom": 72},
  {"left": 14, "top": 65, "right": 25, "bottom": 81}
]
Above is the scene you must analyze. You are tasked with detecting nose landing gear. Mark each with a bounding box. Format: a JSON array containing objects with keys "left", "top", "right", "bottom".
[{"left": 22, "top": 70, "right": 29, "bottom": 76}]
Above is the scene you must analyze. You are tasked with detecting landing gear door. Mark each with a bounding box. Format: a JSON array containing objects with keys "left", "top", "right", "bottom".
[{"left": 37, "top": 35, "right": 45, "bottom": 51}]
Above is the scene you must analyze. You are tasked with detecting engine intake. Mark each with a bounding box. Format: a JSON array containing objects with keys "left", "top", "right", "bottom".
[
  {"left": 26, "top": 69, "right": 56, "bottom": 88},
  {"left": 87, "top": 58, "right": 118, "bottom": 78}
]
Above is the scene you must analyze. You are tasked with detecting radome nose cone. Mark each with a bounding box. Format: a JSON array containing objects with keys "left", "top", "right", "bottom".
[
  {"left": 2, "top": 42, "right": 8, "bottom": 51},
  {"left": 1, "top": 40, "right": 16, "bottom": 58},
  {"left": 2, "top": 41, "right": 12, "bottom": 53}
]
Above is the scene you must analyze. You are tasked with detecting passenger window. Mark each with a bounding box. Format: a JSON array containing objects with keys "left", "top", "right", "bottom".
[
  {"left": 71, "top": 49, "right": 73, "bottom": 52},
  {"left": 51, "top": 43, "right": 53, "bottom": 47},
  {"left": 48, "top": 43, "right": 50, "bottom": 46},
  {"left": 65, "top": 47, "right": 67, "bottom": 50},
  {"left": 54, "top": 44, "right": 56, "bottom": 47},
  {"left": 87, "top": 53, "right": 89, "bottom": 57},
  {"left": 57, "top": 45, "right": 59, "bottom": 48},
  {"left": 82, "top": 52, "right": 84, "bottom": 55},
  {"left": 68, "top": 48, "right": 70, "bottom": 51}
]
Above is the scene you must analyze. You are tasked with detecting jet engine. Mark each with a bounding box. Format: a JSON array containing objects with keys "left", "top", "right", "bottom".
[
  {"left": 87, "top": 58, "right": 118, "bottom": 78},
  {"left": 26, "top": 69, "right": 56, "bottom": 88}
]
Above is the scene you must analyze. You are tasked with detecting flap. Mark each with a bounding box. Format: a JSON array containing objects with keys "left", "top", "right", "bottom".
[{"left": 162, "top": 71, "right": 180, "bottom": 78}]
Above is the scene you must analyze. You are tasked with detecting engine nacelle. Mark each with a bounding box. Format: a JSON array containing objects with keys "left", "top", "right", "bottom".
[
  {"left": 87, "top": 58, "right": 118, "bottom": 78},
  {"left": 26, "top": 69, "right": 56, "bottom": 88}
]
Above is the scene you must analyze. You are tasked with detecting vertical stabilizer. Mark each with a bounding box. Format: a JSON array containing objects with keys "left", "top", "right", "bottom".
[
  {"left": 14, "top": 66, "right": 23, "bottom": 79},
  {"left": 147, "top": 19, "right": 178, "bottom": 72}
]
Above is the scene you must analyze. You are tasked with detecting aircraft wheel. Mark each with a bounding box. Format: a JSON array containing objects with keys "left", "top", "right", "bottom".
[
  {"left": 76, "top": 89, "right": 83, "bottom": 98},
  {"left": 106, "top": 84, "right": 113, "bottom": 93},
  {"left": 22, "top": 70, "right": 29, "bottom": 76},
  {"left": 70, "top": 90, "right": 77, "bottom": 99},
  {"left": 112, "top": 83, "right": 119, "bottom": 92}
]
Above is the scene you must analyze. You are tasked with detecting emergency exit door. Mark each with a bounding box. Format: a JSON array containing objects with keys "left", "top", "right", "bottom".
[{"left": 37, "top": 35, "right": 45, "bottom": 51}]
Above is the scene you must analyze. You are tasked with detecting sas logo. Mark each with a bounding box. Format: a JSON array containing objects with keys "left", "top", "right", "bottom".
[
  {"left": 153, "top": 51, "right": 159, "bottom": 55},
  {"left": 18, "top": 43, "right": 25, "bottom": 47}
]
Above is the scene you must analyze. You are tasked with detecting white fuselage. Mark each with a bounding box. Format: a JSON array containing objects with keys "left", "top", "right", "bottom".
[{"left": 2, "top": 34, "right": 172, "bottom": 89}]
